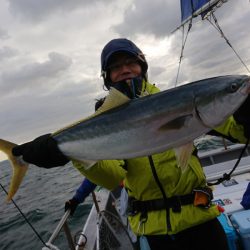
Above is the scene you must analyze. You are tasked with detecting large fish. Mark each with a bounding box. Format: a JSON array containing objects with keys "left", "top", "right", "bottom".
[{"left": 1, "top": 75, "right": 250, "bottom": 201}]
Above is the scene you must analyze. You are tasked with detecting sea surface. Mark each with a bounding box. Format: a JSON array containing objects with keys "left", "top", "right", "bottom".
[
  {"left": 0, "top": 136, "right": 233, "bottom": 250},
  {"left": 0, "top": 162, "right": 92, "bottom": 250}
]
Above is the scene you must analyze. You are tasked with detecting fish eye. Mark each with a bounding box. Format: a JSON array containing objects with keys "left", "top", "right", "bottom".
[{"left": 230, "top": 83, "right": 238, "bottom": 92}]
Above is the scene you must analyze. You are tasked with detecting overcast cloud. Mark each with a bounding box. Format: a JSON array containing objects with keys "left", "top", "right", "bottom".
[
  {"left": 0, "top": 0, "right": 250, "bottom": 161},
  {"left": 114, "top": 0, "right": 179, "bottom": 37}
]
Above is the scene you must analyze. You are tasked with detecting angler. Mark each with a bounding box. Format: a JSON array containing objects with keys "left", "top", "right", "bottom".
[{"left": 1, "top": 38, "right": 250, "bottom": 250}]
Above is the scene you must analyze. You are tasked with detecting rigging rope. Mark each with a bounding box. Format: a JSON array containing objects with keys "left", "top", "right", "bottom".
[
  {"left": 0, "top": 183, "right": 50, "bottom": 249},
  {"left": 207, "top": 12, "right": 250, "bottom": 74},
  {"left": 175, "top": 19, "right": 193, "bottom": 86},
  {"left": 175, "top": 6, "right": 250, "bottom": 87}
]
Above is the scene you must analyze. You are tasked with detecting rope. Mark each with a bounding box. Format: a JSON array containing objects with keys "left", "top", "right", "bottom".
[
  {"left": 207, "top": 12, "right": 250, "bottom": 74},
  {"left": 74, "top": 231, "right": 87, "bottom": 248},
  {"left": 0, "top": 183, "right": 49, "bottom": 248},
  {"left": 207, "top": 138, "right": 250, "bottom": 186},
  {"left": 175, "top": 19, "right": 193, "bottom": 87},
  {"left": 175, "top": 2, "right": 249, "bottom": 86}
]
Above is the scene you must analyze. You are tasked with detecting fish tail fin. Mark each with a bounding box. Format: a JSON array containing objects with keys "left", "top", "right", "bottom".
[
  {"left": 0, "top": 139, "right": 28, "bottom": 201},
  {"left": 174, "top": 142, "right": 194, "bottom": 172}
]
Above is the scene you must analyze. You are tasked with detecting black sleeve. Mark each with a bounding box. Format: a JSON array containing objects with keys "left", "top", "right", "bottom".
[{"left": 233, "top": 95, "right": 250, "bottom": 138}]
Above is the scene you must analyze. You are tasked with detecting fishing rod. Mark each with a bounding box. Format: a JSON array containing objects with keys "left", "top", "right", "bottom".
[{"left": 0, "top": 183, "right": 56, "bottom": 250}]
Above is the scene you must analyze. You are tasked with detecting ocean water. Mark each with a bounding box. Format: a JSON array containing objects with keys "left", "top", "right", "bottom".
[
  {"left": 195, "top": 135, "right": 233, "bottom": 152},
  {"left": 0, "top": 136, "right": 233, "bottom": 250},
  {"left": 0, "top": 162, "right": 92, "bottom": 250}
]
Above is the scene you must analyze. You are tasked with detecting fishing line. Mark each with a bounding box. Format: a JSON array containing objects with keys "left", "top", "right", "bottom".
[{"left": 0, "top": 183, "right": 49, "bottom": 248}]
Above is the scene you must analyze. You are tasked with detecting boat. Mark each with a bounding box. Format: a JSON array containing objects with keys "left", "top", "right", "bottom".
[
  {"left": 42, "top": 1, "right": 250, "bottom": 249},
  {"left": 1, "top": 1, "right": 249, "bottom": 249},
  {"left": 42, "top": 140, "right": 250, "bottom": 250}
]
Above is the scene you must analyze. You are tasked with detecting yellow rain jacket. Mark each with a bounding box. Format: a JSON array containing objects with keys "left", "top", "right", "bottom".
[{"left": 73, "top": 80, "right": 248, "bottom": 235}]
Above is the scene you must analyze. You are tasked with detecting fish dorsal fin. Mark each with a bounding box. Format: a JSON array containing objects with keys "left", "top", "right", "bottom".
[
  {"left": 174, "top": 142, "right": 194, "bottom": 172},
  {"left": 53, "top": 87, "right": 130, "bottom": 136},
  {"left": 94, "top": 87, "right": 130, "bottom": 115}
]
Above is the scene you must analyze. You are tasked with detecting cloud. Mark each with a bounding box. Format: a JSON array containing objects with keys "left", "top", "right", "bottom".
[
  {"left": 158, "top": 0, "right": 250, "bottom": 84},
  {"left": 0, "top": 52, "right": 72, "bottom": 96},
  {"left": 1, "top": 0, "right": 250, "bottom": 164},
  {"left": 113, "top": 0, "right": 180, "bottom": 38},
  {"left": 0, "top": 75, "right": 102, "bottom": 143},
  {"left": 112, "top": 0, "right": 250, "bottom": 85},
  {"left": 8, "top": 0, "right": 111, "bottom": 22},
  {"left": 0, "top": 46, "right": 18, "bottom": 61},
  {"left": 149, "top": 66, "right": 166, "bottom": 77},
  {"left": 0, "top": 27, "right": 9, "bottom": 39}
]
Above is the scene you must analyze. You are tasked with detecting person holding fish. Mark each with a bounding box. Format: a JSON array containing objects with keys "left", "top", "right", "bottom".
[{"left": 2, "top": 38, "right": 250, "bottom": 250}]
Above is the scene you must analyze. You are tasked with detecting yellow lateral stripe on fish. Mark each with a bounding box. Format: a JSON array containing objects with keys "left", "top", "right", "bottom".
[{"left": 0, "top": 139, "right": 28, "bottom": 201}]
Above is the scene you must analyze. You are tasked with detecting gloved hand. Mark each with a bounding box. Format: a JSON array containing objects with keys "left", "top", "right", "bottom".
[
  {"left": 12, "top": 134, "right": 69, "bottom": 168},
  {"left": 234, "top": 95, "right": 250, "bottom": 138},
  {"left": 65, "top": 198, "right": 79, "bottom": 215}
]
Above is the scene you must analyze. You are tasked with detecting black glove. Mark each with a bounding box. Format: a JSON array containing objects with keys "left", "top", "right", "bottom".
[
  {"left": 95, "top": 97, "right": 106, "bottom": 111},
  {"left": 234, "top": 95, "right": 250, "bottom": 138},
  {"left": 12, "top": 134, "right": 69, "bottom": 168},
  {"left": 65, "top": 198, "right": 79, "bottom": 215}
]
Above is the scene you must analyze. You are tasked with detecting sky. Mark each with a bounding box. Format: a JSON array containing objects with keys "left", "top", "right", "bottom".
[{"left": 0, "top": 0, "right": 250, "bottom": 161}]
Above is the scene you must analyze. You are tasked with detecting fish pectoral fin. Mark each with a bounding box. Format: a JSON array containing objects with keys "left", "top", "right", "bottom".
[
  {"left": 159, "top": 114, "right": 193, "bottom": 131},
  {"left": 174, "top": 142, "right": 194, "bottom": 172},
  {"left": 0, "top": 139, "right": 28, "bottom": 201}
]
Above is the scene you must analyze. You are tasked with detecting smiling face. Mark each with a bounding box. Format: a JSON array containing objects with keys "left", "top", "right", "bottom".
[{"left": 108, "top": 52, "right": 142, "bottom": 83}]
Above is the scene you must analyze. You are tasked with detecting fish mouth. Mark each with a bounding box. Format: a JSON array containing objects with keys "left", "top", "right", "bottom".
[
  {"left": 194, "top": 75, "right": 250, "bottom": 129},
  {"left": 240, "top": 76, "right": 250, "bottom": 95}
]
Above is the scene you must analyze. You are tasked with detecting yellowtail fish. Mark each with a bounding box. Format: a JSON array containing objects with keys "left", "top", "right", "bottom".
[{"left": 1, "top": 75, "right": 250, "bottom": 201}]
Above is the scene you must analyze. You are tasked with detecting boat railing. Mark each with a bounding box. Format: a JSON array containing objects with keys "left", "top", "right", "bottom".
[
  {"left": 42, "top": 209, "right": 76, "bottom": 250},
  {"left": 42, "top": 188, "right": 135, "bottom": 250},
  {"left": 199, "top": 143, "right": 250, "bottom": 167}
]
